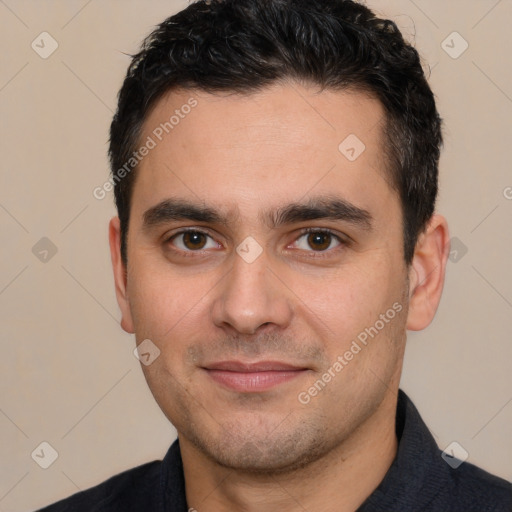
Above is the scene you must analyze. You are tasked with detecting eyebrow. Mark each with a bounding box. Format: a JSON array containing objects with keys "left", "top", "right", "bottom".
[
  {"left": 143, "top": 199, "right": 224, "bottom": 228},
  {"left": 268, "top": 197, "right": 373, "bottom": 230},
  {"left": 141, "top": 196, "right": 373, "bottom": 231}
]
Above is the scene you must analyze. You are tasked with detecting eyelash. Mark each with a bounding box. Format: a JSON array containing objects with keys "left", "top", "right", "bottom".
[
  {"left": 164, "top": 227, "right": 347, "bottom": 258},
  {"left": 293, "top": 228, "right": 347, "bottom": 256}
]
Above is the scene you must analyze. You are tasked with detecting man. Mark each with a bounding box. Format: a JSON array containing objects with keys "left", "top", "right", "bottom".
[{"left": 39, "top": 0, "right": 512, "bottom": 510}]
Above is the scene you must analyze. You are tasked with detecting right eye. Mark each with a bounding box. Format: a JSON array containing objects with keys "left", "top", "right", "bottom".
[{"left": 167, "top": 230, "right": 221, "bottom": 252}]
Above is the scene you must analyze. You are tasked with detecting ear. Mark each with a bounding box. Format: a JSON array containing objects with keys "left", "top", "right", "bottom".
[
  {"left": 109, "top": 216, "right": 135, "bottom": 334},
  {"left": 406, "top": 214, "right": 450, "bottom": 331}
]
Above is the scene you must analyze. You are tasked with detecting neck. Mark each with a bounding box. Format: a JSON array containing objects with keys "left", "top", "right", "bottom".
[{"left": 181, "top": 391, "right": 399, "bottom": 512}]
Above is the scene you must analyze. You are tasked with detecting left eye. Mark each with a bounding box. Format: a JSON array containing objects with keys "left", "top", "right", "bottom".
[
  {"left": 170, "top": 231, "right": 219, "bottom": 251},
  {"left": 294, "top": 231, "right": 342, "bottom": 252}
]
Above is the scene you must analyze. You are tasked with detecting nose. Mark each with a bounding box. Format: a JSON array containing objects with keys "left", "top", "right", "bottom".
[{"left": 211, "top": 249, "right": 294, "bottom": 335}]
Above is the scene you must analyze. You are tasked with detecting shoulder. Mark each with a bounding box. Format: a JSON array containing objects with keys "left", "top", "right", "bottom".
[
  {"left": 36, "top": 460, "right": 162, "bottom": 512},
  {"left": 441, "top": 459, "right": 512, "bottom": 512},
  {"left": 385, "top": 391, "right": 512, "bottom": 512}
]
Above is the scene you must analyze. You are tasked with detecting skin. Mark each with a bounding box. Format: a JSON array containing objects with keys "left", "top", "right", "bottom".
[{"left": 109, "top": 82, "right": 449, "bottom": 512}]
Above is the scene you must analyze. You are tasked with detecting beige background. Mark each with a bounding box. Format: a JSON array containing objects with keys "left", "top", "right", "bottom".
[{"left": 0, "top": 0, "right": 511, "bottom": 510}]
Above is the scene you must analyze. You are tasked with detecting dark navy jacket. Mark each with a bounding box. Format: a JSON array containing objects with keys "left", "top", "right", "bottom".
[{"left": 37, "top": 390, "right": 512, "bottom": 511}]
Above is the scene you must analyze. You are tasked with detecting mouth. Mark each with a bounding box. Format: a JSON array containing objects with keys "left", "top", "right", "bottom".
[{"left": 202, "top": 360, "right": 309, "bottom": 393}]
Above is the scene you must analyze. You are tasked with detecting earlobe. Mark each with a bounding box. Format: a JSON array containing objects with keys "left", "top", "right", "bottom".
[
  {"left": 406, "top": 214, "right": 450, "bottom": 331},
  {"left": 108, "top": 217, "right": 135, "bottom": 334}
]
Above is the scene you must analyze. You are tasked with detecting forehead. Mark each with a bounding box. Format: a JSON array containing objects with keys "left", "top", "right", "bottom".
[{"left": 131, "top": 83, "right": 398, "bottom": 226}]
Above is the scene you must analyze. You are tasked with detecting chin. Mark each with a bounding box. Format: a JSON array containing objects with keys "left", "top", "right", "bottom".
[{"left": 186, "top": 418, "right": 333, "bottom": 475}]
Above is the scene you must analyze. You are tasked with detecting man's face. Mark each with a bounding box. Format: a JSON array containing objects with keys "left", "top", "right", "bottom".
[{"left": 115, "top": 83, "right": 411, "bottom": 471}]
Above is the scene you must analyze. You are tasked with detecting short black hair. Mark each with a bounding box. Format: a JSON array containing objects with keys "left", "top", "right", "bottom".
[{"left": 109, "top": 0, "right": 442, "bottom": 265}]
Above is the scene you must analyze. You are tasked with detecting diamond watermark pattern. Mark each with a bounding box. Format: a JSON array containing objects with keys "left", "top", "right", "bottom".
[
  {"left": 448, "top": 237, "right": 468, "bottom": 263},
  {"left": 441, "top": 32, "right": 468, "bottom": 59},
  {"left": 32, "top": 237, "right": 58, "bottom": 263},
  {"left": 134, "top": 339, "right": 161, "bottom": 366},
  {"left": 31, "top": 32, "right": 59, "bottom": 59},
  {"left": 236, "top": 236, "right": 263, "bottom": 263},
  {"left": 31, "top": 441, "right": 59, "bottom": 469},
  {"left": 441, "top": 441, "right": 469, "bottom": 469},
  {"left": 338, "top": 134, "right": 366, "bottom": 162}
]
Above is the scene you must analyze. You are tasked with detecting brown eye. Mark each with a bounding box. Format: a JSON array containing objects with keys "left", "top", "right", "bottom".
[
  {"left": 170, "top": 231, "right": 218, "bottom": 251},
  {"left": 293, "top": 230, "right": 342, "bottom": 252},
  {"left": 307, "top": 232, "right": 332, "bottom": 251},
  {"left": 182, "top": 232, "right": 207, "bottom": 250}
]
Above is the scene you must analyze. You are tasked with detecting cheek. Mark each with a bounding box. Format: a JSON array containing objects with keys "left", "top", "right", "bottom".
[
  {"left": 127, "top": 260, "right": 208, "bottom": 343},
  {"left": 297, "top": 263, "right": 397, "bottom": 326},
  {"left": 289, "top": 257, "right": 407, "bottom": 366}
]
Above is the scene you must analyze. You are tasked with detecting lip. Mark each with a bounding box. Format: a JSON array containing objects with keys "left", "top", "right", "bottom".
[
  {"left": 204, "top": 360, "right": 305, "bottom": 372},
  {"left": 202, "top": 360, "right": 308, "bottom": 392}
]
